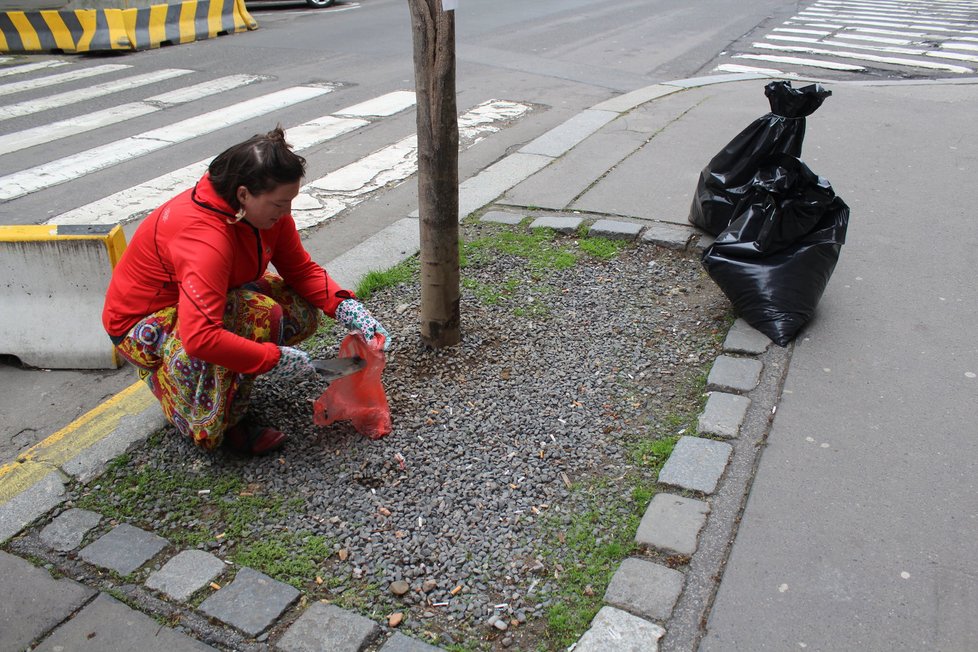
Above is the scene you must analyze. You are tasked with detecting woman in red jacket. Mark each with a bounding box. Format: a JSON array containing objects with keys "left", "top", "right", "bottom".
[{"left": 103, "top": 127, "right": 389, "bottom": 455}]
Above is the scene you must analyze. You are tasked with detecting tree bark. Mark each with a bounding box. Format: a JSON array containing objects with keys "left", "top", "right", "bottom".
[{"left": 407, "top": 0, "right": 460, "bottom": 348}]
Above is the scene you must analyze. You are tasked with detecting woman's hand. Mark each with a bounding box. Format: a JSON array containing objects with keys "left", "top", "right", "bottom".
[
  {"left": 335, "top": 299, "right": 391, "bottom": 350},
  {"left": 264, "top": 346, "right": 316, "bottom": 382}
]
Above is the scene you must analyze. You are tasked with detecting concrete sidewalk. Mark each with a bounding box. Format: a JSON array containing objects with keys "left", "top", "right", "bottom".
[{"left": 2, "top": 73, "right": 977, "bottom": 650}]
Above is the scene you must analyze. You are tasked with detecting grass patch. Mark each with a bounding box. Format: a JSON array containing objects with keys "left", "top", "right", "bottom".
[
  {"left": 578, "top": 236, "right": 629, "bottom": 261},
  {"left": 330, "top": 581, "right": 384, "bottom": 614},
  {"left": 76, "top": 463, "right": 329, "bottom": 590},
  {"left": 540, "top": 481, "right": 650, "bottom": 648},
  {"left": 462, "top": 228, "right": 577, "bottom": 273},
  {"left": 461, "top": 275, "right": 521, "bottom": 306},
  {"left": 76, "top": 464, "right": 295, "bottom": 551},
  {"left": 629, "top": 435, "right": 679, "bottom": 469},
  {"left": 355, "top": 258, "right": 419, "bottom": 301},
  {"left": 231, "top": 531, "right": 332, "bottom": 590}
]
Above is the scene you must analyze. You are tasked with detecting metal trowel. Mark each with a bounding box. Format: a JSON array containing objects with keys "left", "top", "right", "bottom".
[{"left": 311, "top": 356, "right": 366, "bottom": 381}]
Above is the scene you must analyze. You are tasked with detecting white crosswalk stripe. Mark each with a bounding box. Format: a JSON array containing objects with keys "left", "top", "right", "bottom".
[
  {"left": 0, "top": 69, "right": 195, "bottom": 121},
  {"left": 0, "top": 60, "right": 71, "bottom": 78},
  {"left": 0, "top": 64, "right": 131, "bottom": 96},
  {"left": 294, "top": 100, "right": 530, "bottom": 230},
  {"left": 0, "top": 74, "right": 265, "bottom": 155},
  {"left": 47, "top": 114, "right": 371, "bottom": 227},
  {"left": 0, "top": 59, "right": 533, "bottom": 234},
  {"left": 0, "top": 84, "right": 335, "bottom": 202},
  {"left": 715, "top": 0, "right": 978, "bottom": 78}
]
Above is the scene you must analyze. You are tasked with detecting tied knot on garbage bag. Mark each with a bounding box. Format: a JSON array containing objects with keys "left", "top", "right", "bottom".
[
  {"left": 689, "top": 80, "right": 832, "bottom": 236},
  {"left": 313, "top": 332, "right": 392, "bottom": 440},
  {"left": 689, "top": 81, "right": 849, "bottom": 347}
]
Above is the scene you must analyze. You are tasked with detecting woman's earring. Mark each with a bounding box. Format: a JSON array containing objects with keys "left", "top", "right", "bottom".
[{"left": 228, "top": 208, "right": 246, "bottom": 224}]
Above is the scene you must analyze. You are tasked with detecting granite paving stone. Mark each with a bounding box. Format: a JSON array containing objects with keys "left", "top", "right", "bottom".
[
  {"left": 198, "top": 566, "right": 299, "bottom": 637},
  {"left": 78, "top": 522, "right": 168, "bottom": 576},
  {"left": 603, "top": 557, "right": 685, "bottom": 621},
  {"left": 276, "top": 601, "right": 381, "bottom": 652},
  {"left": 723, "top": 318, "right": 772, "bottom": 354},
  {"left": 658, "top": 436, "right": 733, "bottom": 494},
  {"left": 707, "top": 355, "right": 763, "bottom": 394},
  {"left": 641, "top": 223, "right": 695, "bottom": 250},
  {"left": 588, "top": 219, "right": 642, "bottom": 240},
  {"left": 379, "top": 632, "right": 444, "bottom": 651},
  {"left": 34, "top": 592, "right": 215, "bottom": 652},
  {"left": 636, "top": 493, "right": 711, "bottom": 556},
  {"left": 479, "top": 211, "right": 525, "bottom": 225},
  {"left": 698, "top": 392, "right": 751, "bottom": 439},
  {"left": 528, "top": 215, "right": 584, "bottom": 234},
  {"left": 0, "top": 551, "right": 97, "bottom": 652},
  {"left": 145, "top": 549, "right": 228, "bottom": 602},
  {"left": 574, "top": 605, "right": 666, "bottom": 652},
  {"left": 39, "top": 507, "right": 102, "bottom": 552}
]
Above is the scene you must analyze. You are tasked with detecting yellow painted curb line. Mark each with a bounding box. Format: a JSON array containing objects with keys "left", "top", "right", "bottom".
[{"left": 0, "top": 381, "right": 155, "bottom": 505}]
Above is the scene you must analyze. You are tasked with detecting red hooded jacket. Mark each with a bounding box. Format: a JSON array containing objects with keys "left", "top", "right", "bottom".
[{"left": 102, "top": 174, "right": 351, "bottom": 375}]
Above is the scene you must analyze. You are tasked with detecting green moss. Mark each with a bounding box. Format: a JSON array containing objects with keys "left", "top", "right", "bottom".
[
  {"left": 231, "top": 532, "right": 332, "bottom": 590},
  {"left": 540, "top": 495, "right": 641, "bottom": 648},
  {"left": 578, "top": 236, "right": 629, "bottom": 261}
]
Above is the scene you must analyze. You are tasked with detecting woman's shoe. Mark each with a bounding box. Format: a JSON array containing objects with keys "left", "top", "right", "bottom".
[{"left": 224, "top": 419, "right": 287, "bottom": 455}]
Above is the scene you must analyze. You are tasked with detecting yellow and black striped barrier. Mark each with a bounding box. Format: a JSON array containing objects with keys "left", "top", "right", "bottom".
[{"left": 0, "top": 0, "right": 256, "bottom": 53}]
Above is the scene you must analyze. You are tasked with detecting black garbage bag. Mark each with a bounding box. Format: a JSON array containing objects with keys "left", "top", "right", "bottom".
[
  {"left": 689, "top": 80, "right": 832, "bottom": 235},
  {"left": 702, "top": 156, "right": 849, "bottom": 346}
]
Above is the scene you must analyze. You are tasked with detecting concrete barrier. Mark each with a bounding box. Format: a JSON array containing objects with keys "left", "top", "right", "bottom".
[
  {"left": 0, "top": 224, "right": 126, "bottom": 370},
  {"left": 0, "top": 0, "right": 256, "bottom": 53}
]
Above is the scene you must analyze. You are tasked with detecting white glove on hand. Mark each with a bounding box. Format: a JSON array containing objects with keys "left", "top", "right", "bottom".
[
  {"left": 264, "top": 346, "right": 315, "bottom": 383},
  {"left": 335, "top": 299, "right": 391, "bottom": 350}
]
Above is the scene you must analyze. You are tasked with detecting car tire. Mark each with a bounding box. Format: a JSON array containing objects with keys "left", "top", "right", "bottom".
[{"left": 305, "top": 0, "right": 334, "bottom": 6}]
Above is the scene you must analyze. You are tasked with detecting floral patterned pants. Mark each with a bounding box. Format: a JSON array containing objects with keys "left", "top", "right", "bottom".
[{"left": 113, "top": 274, "right": 320, "bottom": 450}]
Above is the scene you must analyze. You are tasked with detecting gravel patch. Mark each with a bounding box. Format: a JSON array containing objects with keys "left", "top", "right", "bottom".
[{"left": 62, "top": 221, "right": 729, "bottom": 650}]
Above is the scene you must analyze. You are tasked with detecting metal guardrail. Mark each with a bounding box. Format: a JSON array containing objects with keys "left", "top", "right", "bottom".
[{"left": 0, "top": 0, "right": 256, "bottom": 53}]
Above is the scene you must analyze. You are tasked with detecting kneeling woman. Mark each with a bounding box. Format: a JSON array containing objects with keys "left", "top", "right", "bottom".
[{"left": 102, "top": 127, "right": 389, "bottom": 455}]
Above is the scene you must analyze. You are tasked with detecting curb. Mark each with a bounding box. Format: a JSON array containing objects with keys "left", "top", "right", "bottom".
[
  {"left": 0, "top": 381, "right": 165, "bottom": 542},
  {"left": 0, "top": 0, "right": 255, "bottom": 53}
]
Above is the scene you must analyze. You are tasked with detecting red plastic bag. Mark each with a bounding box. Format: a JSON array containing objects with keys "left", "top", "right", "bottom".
[{"left": 313, "top": 333, "right": 392, "bottom": 440}]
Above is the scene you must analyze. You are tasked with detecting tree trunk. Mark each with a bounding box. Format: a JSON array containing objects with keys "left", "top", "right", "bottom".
[{"left": 407, "top": 0, "right": 460, "bottom": 348}]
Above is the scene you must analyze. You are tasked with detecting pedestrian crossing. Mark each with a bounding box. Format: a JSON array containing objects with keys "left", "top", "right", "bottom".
[
  {"left": 714, "top": 0, "right": 978, "bottom": 79},
  {"left": 0, "top": 58, "right": 533, "bottom": 233}
]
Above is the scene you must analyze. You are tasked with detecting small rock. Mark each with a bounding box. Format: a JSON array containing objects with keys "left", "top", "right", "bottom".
[
  {"left": 388, "top": 612, "right": 404, "bottom": 627},
  {"left": 422, "top": 579, "right": 437, "bottom": 593},
  {"left": 390, "top": 580, "right": 410, "bottom": 596},
  {"left": 501, "top": 637, "right": 514, "bottom": 648}
]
